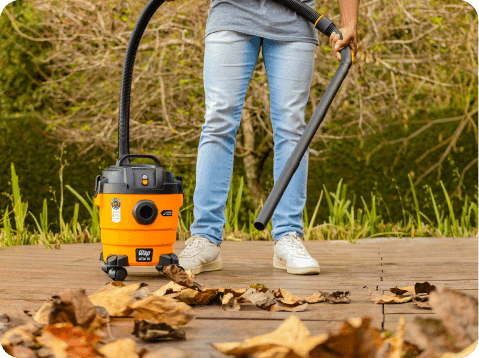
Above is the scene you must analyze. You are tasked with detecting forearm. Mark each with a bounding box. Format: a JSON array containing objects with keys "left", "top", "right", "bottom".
[{"left": 337, "top": 0, "right": 359, "bottom": 28}]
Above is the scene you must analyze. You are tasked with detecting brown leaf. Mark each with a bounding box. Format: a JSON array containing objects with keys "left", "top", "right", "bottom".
[
  {"left": 325, "top": 291, "right": 351, "bottom": 304},
  {"left": 220, "top": 287, "right": 247, "bottom": 298},
  {"left": 38, "top": 322, "right": 101, "bottom": 358},
  {"left": 304, "top": 292, "right": 328, "bottom": 304},
  {"left": 98, "top": 338, "right": 139, "bottom": 358},
  {"left": 0, "top": 312, "right": 41, "bottom": 336},
  {"left": 390, "top": 287, "right": 411, "bottom": 296},
  {"left": 153, "top": 281, "right": 185, "bottom": 297},
  {"left": 389, "top": 316, "right": 406, "bottom": 358},
  {"left": 213, "top": 315, "right": 311, "bottom": 357},
  {"left": 174, "top": 288, "right": 218, "bottom": 305},
  {"left": 161, "top": 265, "right": 202, "bottom": 291},
  {"left": 88, "top": 283, "right": 149, "bottom": 317},
  {"left": 248, "top": 283, "right": 269, "bottom": 293},
  {"left": 240, "top": 288, "right": 276, "bottom": 310},
  {"left": 415, "top": 301, "right": 432, "bottom": 310},
  {"left": 130, "top": 295, "right": 195, "bottom": 326},
  {"left": 0, "top": 323, "right": 40, "bottom": 349},
  {"left": 414, "top": 282, "right": 437, "bottom": 295},
  {"left": 222, "top": 293, "right": 240, "bottom": 312},
  {"left": 428, "top": 287, "right": 478, "bottom": 350},
  {"left": 269, "top": 302, "right": 308, "bottom": 312},
  {"left": 308, "top": 317, "right": 382, "bottom": 358},
  {"left": 94, "top": 281, "right": 126, "bottom": 295},
  {"left": 392, "top": 285, "right": 416, "bottom": 295},
  {"left": 133, "top": 320, "right": 186, "bottom": 342},
  {"left": 367, "top": 287, "right": 412, "bottom": 304},
  {"left": 49, "top": 289, "right": 105, "bottom": 332},
  {"left": 410, "top": 317, "right": 457, "bottom": 357},
  {"left": 10, "top": 345, "right": 37, "bottom": 358},
  {"left": 34, "top": 302, "right": 53, "bottom": 325}
]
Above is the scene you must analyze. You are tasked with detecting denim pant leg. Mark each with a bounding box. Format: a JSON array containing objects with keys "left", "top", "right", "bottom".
[
  {"left": 262, "top": 39, "right": 316, "bottom": 241},
  {"left": 190, "top": 31, "right": 261, "bottom": 245}
]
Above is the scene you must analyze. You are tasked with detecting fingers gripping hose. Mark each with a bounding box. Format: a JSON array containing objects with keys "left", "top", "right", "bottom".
[{"left": 119, "top": 0, "right": 165, "bottom": 160}]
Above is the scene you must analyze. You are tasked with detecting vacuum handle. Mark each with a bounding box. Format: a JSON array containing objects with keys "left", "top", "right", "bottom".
[
  {"left": 254, "top": 0, "right": 353, "bottom": 231},
  {"left": 116, "top": 154, "right": 162, "bottom": 168}
]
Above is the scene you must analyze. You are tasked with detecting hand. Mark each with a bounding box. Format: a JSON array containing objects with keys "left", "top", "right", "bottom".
[{"left": 329, "top": 25, "right": 357, "bottom": 63}]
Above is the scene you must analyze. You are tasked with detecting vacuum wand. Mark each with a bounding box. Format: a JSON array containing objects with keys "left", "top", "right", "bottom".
[{"left": 254, "top": 0, "right": 352, "bottom": 231}]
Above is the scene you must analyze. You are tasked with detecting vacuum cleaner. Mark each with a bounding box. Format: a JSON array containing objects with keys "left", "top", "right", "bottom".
[{"left": 94, "top": 0, "right": 352, "bottom": 281}]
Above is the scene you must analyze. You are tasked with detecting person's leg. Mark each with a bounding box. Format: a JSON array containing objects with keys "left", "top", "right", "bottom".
[
  {"left": 262, "top": 38, "right": 316, "bottom": 241},
  {"left": 262, "top": 38, "right": 319, "bottom": 275},
  {"left": 189, "top": 31, "right": 261, "bottom": 245}
]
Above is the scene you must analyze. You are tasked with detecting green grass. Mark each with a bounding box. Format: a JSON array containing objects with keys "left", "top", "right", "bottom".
[{"left": 1, "top": 162, "right": 477, "bottom": 247}]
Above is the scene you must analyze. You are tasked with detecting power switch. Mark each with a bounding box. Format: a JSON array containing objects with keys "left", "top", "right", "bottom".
[{"left": 142, "top": 174, "right": 148, "bottom": 186}]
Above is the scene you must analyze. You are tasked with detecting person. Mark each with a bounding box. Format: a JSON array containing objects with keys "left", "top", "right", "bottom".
[{"left": 166, "top": 0, "right": 359, "bottom": 275}]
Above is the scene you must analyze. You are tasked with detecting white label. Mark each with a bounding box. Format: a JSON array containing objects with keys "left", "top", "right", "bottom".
[{"left": 111, "top": 198, "right": 121, "bottom": 223}]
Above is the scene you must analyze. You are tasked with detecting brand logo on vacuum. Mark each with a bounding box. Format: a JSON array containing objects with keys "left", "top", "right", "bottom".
[
  {"left": 111, "top": 198, "right": 121, "bottom": 223},
  {"left": 136, "top": 248, "right": 153, "bottom": 262}
]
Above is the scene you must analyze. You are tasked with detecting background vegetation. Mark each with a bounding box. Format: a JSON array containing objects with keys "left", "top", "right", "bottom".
[{"left": 0, "top": 0, "right": 477, "bottom": 245}]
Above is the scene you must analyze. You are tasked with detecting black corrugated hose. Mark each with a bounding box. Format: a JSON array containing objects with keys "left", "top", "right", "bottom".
[{"left": 118, "top": 0, "right": 165, "bottom": 161}]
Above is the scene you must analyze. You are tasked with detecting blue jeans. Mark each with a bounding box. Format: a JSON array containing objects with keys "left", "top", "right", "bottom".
[{"left": 190, "top": 30, "right": 316, "bottom": 245}]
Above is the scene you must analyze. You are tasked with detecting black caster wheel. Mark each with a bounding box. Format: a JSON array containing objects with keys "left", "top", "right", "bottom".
[
  {"left": 108, "top": 267, "right": 127, "bottom": 281},
  {"left": 101, "top": 262, "right": 108, "bottom": 273}
]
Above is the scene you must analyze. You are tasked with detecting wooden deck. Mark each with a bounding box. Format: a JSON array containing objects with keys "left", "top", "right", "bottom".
[{"left": 0, "top": 237, "right": 477, "bottom": 357}]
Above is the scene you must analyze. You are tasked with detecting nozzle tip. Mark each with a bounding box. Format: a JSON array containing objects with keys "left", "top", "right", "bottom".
[{"left": 254, "top": 221, "right": 266, "bottom": 231}]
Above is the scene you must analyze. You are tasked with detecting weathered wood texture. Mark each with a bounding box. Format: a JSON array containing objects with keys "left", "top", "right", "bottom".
[{"left": 0, "top": 237, "right": 477, "bottom": 356}]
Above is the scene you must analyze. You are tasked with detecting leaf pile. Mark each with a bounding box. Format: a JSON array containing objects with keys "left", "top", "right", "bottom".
[
  {"left": 156, "top": 269, "right": 351, "bottom": 312},
  {"left": 366, "top": 281, "right": 437, "bottom": 307},
  {"left": 1, "top": 282, "right": 194, "bottom": 358},
  {"left": 213, "top": 287, "right": 477, "bottom": 358}
]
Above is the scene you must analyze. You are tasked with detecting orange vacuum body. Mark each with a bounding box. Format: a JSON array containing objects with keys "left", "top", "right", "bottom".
[{"left": 94, "top": 154, "right": 183, "bottom": 281}]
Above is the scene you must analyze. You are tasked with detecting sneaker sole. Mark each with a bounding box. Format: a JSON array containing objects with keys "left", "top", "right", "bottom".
[
  {"left": 273, "top": 258, "right": 320, "bottom": 275},
  {"left": 188, "top": 260, "right": 222, "bottom": 275}
]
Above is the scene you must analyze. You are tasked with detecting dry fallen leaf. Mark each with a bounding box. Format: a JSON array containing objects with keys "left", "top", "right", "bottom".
[
  {"left": 414, "top": 282, "right": 437, "bottom": 295},
  {"left": 409, "top": 287, "right": 478, "bottom": 357},
  {"left": 153, "top": 281, "right": 185, "bottom": 297},
  {"left": 272, "top": 289, "right": 326, "bottom": 306},
  {"left": 307, "top": 317, "right": 383, "bottom": 358},
  {"left": 130, "top": 295, "right": 195, "bottom": 327},
  {"left": 389, "top": 316, "right": 405, "bottom": 358},
  {"left": 88, "top": 283, "right": 149, "bottom": 317},
  {"left": 0, "top": 323, "right": 40, "bottom": 350},
  {"left": 367, "top": 287, "right": 413, "bottom": 304},
  {"left": 325, "top": 291, "right": 351, "bottom": 304},
  {"left": 213, "top": 315, "right": 311, "bottom": 357},
  {"left": 98, "top": 338, "right": 139, "bottom": 358},
  {"left": 269, "top": 302, "right": 308, "bottom": 312},
  {"left": 0, "top": 312, "right": 41, "bottom": 336},
  {"left": 161, "top": 265, "right": 202, "bottom": 291},
  {"left": 240, "top": 288, "right": 276, "bottom": 310},
  {"left": 414, "top": 301, "right": 432, "bottom": 310},
  {"left": 94, "top": 281, "right": 126, "bottom": 295},
  {"left": 133, "top": 320, "right": 186, "bottom": 342},
  {"left": 174, "top": 288, "right": 218, "bottom": 305},
  {"left": 38, "top": 322, "right": 101, "bottom": 358},
  {"left": 222, "top": 293, "right": 241, "bottom": 312},
  {"left": 49, "top": 289, "right": 105, "bottom": 332}
]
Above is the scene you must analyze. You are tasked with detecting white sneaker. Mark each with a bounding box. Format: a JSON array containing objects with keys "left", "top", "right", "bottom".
[
  {"left": 178, "top": 236, "right": 222, "bottom": 274},
  {"left": 273, "top": 232, "right": 320, "bottom": 275}
]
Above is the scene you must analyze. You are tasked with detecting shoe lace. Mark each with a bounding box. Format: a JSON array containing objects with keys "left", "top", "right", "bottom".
[
  {"left": 282, "top": 233, "right": 307, "bottom": 253},
  {"left": 182, "top": 236, "right": 208, "bottom": 256}
]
